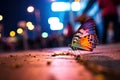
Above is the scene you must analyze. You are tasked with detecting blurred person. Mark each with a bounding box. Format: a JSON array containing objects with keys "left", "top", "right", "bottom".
[
  {"left": 84, "top": 0, "right": 120, "bottom": 44},
  {"left": 118, "top": 5, "right": 120, "bottom": 23},
  {"left": 0, "top": 39, "right": 2, "bottom": 51},
  {"left": 58, "top": 34, "right": 65, "bottom": 47},
  {"left": 63, "top": 22, "right": 74, "bottom": 45},
  {"left": 34, "top": 34, "right": 42, "bottom": 49},
  {"left": 50, "top": 32, "right": 59, "bottom": 47},
  {"left": 107, "top": 22, "right": 114, "bottom": 43},
  {"left": 70, "top": 13, "right": 98, "bottom": 51},
  {"left": 16, "top": 35, "right": 24, "bottom": 51},
  {"left": 98, "top": 0, "right": 120, "bottom": 44}
]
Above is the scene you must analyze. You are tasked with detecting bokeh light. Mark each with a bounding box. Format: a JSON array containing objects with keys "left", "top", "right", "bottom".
[
  {"left": 51, "top": 2, "right": 70, "bottom": 11},
  {"left": 42, "top": 32, "right": 48, "bottom": 38},
  {"left": 26, "top": 21, "right": 32, "bottom": 27},
  {"left": 50, "top": 0, "right": 56, "bottom": 2},
  {"left": 27, "top": 6, "right": 34, "bottom": 13},
  {"left": 0, "top": 15, "right": 3, "bottom": 21},
  {"left": 71, "top": 2, "right": 80, "bottom": 11},
  {"left": 48, "top": 17, "right": 59, "bottom": 24},
  {"left": 75, "top": 0, "right": 80, "bottom": 2},
  {"left": 26, "top": 21, "right": 35, "bottom": 30},
  {"left": 28, "top": 24, "right": 35, "bottom": 30},
  {"left": 10, "top": 31, "right": 16, "bottom": 37},
  {"left": 51, "top": 2, "right": 81, "bottom": 12},
  {"left": 48, "top": 17, "right": 63, "bottom": 30},
  {"left": 50, "top": 22, "right": 63, "bottom": 30},
  {"left": 17, "top": 28, "right": 23, "bottom": 34},
  {"left": 63, "top": 28, "right": 68, "bottom": 36}
]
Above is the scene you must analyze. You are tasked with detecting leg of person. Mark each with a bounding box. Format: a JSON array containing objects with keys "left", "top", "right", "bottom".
[
  {"left": 102, "top": 16, "right": 109, "bottom": 44},
  {"left": 112, "top": 14, "right": 120, "bottom": 43}
]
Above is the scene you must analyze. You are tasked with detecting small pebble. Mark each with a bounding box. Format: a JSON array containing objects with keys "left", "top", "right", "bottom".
[
  {"left": 14, "top": 64, "right": 22, "bottom": 69},
  {"left": 33, "top": 56, "right": 36, "bottom": 58},
  {"left": 47, "top": 60, "right": 51, "bottom": 66},
  {"left": 28, "top": 54, "right": 31, "bottom": 56},
  {"left": 51, "top": 54, "right": 56, "bottom": 57},
  {"left": 9, "top": 55, "right": 13, "bottom": 57}
]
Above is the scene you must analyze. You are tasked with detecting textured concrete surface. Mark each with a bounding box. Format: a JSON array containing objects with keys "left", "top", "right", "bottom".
[{"left": 0, "top": 43, "right": 120, "bottom": 80}]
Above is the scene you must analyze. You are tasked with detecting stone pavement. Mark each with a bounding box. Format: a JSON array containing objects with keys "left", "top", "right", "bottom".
[{"left": 0, "top": 43, "right": 120, "bottom": 80}]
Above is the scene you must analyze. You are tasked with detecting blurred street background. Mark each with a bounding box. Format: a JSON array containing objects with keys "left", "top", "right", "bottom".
[
  {"left": 0, "top": 0, "right": 120, "bottom": 80},
  {"left": 0, "top": 0, "right": 120, "bottom": 52}
]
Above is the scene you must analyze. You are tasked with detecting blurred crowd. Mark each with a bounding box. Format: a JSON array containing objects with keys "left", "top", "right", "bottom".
[
  {"left": 84, "top": 0, "right": 120, "bottom": 44},
  {"left": 0, "top": 25, "right": 74, "bottom": 52},
  {"left": 0, "top": 33, "right": 73, "bottom": 52}
]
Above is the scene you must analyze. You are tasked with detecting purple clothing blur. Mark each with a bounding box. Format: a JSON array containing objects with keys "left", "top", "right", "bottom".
[{"left": 98, "top": 0, "right": 118, "bottom": 16}]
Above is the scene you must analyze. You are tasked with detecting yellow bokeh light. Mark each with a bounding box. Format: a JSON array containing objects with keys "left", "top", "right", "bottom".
[
  {"left": 0, "top": 15, "right": 3, "bottom": 21},
  {"left": 17, "top": 28, "right": 23, "bottom": 34},
  {"left": 10, "top": 31, "right": 16, "bottom": 37},
  {"left": 75, "top": 0, "right": 80, "bottom": 2},
  {"left": 26, "top": 21, "right": 33, "bottom": 27},
  {"left": 26, "top": 21, "right": 35, "bottom": 30},
  {"left": 28, "top": 24, "right": 35, "bottom": 30}
]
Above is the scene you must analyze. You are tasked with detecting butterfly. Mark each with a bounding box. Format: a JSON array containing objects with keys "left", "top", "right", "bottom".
[{"left": 70, "top": 18, "right": 98, "bottom": 51}]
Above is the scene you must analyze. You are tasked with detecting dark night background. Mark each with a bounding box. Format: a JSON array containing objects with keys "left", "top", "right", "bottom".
[{"left": 0, "top": 0, "right": 51, "bottom": 37}]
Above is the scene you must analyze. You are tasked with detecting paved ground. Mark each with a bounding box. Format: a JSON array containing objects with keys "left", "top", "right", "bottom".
[{"left": 0, "top": 43, "right": 120, "bottom": 80}]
